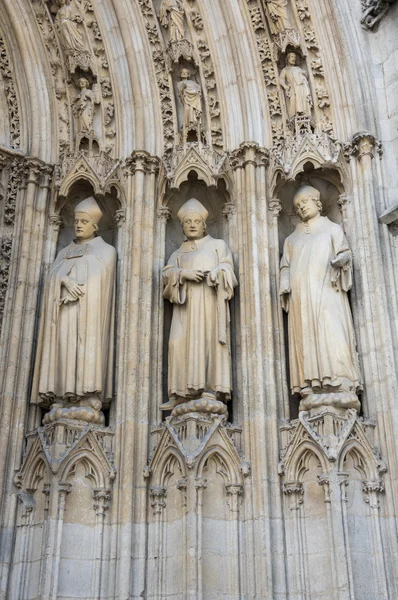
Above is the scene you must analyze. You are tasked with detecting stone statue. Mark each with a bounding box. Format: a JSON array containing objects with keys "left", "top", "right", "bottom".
[
  {"left": 159, "top": 0, "right": 185, "bottom": 42},
  {"left": 177, "top": 68, "right": 202, "bottom": 132},
  {"left": 280, "top": 52, "right": 313, "bottom": 120},
  {"left": 280, "top": 185, "right": 361, "bottom": 412},
  {"left": 264, "top": 0, "right": 293, "bottom": 34},
  {"left": 55, "top": 0, "right": 85, "bottom": 54},
  {"left": 31, "top": 197, "right": 116, "bottom": 424},
  {"left": 161, "top": 198, "right": 238, "bottom": 415},
  {"left": 72, "top": 78, "right": 99, "bottom": 136}
]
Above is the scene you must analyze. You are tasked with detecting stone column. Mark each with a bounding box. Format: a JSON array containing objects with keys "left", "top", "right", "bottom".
[
  {"left": 149, "top": 486, "right": 167, "bottom": 600},
  {"left": 230, "top": 142, "right": 287, "bottom": 598},
  {"left": 153, "top": 204, "right": 171, "bottom": 420},
  {"left": 42, "top": 483, "right": 71, "bottom": 600},
  {"left": 346, "top": 131, "right": 398, "bottom": 584},
  {"left": 318, "top": 472, "right": 354, "bottom": 600},
  {"left": 226, "top": 483, "right": 243, "bottom": 600},
  {"left": 362, "top": 481, "right": 388, "bottom": 599},
  {"left": 283, "top": 482, "right": 306, "bottom": 599},
  {"left": 92, "top": 489, "right": 111, "bottom": 600},
  {"left": 109, "top": 150, "right": 161, "bottom": 599},
  {"left": 0, "top": 158, "right": 53, "bottom": 598},
  {"left": 268, "top": 198, "right": 290, "bottom": 418}
]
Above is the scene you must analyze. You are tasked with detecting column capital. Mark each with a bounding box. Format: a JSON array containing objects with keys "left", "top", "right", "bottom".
[
  {"left": 150, "top": 485, "right": 167, "bottom": 514},
  {"left": 350, "top": 131, "right": 382, "bottom": 161},
  {"left": 230, "top": 142, "right": 269, "bottom": 169},
  {"left": 268, "top": 198, "right": 282, "bottom": 217}
]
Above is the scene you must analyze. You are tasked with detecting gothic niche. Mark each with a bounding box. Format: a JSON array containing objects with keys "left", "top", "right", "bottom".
[
  {"left": 161, "top": 170, "right": 237, "bottom": 419},
  {"left": 278, "top": 47, "right": 314, "bottom": 135},
  {"left": 274, "top": 166, "right": 360, "bottom": 419},
  {"left": 32, "top": 179, "right": 121, "bottom": 428}
]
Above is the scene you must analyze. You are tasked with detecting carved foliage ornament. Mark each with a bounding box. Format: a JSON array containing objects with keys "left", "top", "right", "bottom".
[
  {"left": 0, "top": 31, "right": 21, "bottom": 148},
  {"left": 137, "top": 0, "right": 175, "bottom": 154}
]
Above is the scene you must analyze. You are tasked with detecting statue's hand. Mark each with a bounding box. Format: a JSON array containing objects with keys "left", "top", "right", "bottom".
[
  {"left": 207, "top": 267, "right": 220, "bottom": 285},
  {"left": 61, "top": 276, "right": 85, "bottom": 301},
  {"left": 331, "top": 251, "right": 350, "bottom": 269},
  {"left": 181, "top": 269, "right": 204, "bottom": 283}
]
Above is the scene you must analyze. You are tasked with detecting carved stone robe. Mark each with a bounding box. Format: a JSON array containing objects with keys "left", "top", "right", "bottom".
[
  {"left": 163, "top": 235, "right": 237, "bottom": 400},
  {"left": 178, "top": 79, "right": 202, "bottom": 126},
  {"left": 280, "top": 216, "right": 360, "bottom": 394},
  {"left": 264, "top": 0, "right": 292, "bottom": 35},
  {"left": 55, "top": 4, "right": 85, "bottom": 53},
  {"left": 280, "top": 65, "right": 312, "bottom": 119},
  {"left": 160, "top": 0, "right": 185, "bottom": 42},
  {"left": 32, "top": 236, "right": 116, "bottom": 405}
]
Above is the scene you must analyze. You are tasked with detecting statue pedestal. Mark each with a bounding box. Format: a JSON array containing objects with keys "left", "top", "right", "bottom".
[{"left": 18, "top": 419, "right": 115, "bottom": 475}]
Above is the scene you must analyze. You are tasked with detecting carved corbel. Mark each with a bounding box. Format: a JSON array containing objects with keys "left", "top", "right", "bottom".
[
  {"left": 222, "top": 202, "right": 237, "bottom": 221},
  {"left": 114, "top": 208, "right": 126, "bottom": 227},
  {"left": 350, "top": 131, "right": 383, "bottom": 161},
  {"left": 49, "top": 214, "right": 64, "bottom": 232},
  {"left": 318, "top": 473, "right": 331, "bottom": 503},
  {"left": 268, "top": 198, "right": 283, "bottom": 218},
  {"left": 93, "top": 488, "right": 111, "bottom": 516},
  {"left": 150, "top": 486, "right": 167, "bottom": 515},
  {"left": 157, "top": 205, "right": 172, "bottom": 223},
  {"left": 363, "top": 480, "right": 385, "bottom": 508},
  {"left": 226, "top": 483, "right": 243, "bottom": 513},
  {"left": 283, "top": 481, "right": 304, "bottom": 510}
]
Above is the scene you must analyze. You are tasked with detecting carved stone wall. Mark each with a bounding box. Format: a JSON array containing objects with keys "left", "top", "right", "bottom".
[{"left": 0, "top": 0, "right": 397, "bottom": 599}]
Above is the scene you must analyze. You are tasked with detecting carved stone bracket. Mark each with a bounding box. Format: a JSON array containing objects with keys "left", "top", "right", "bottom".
[
  {"left": 157, "top": 205, "right": 172, "bottom": 223},
  {"left": 360, "top": 0, "right": 396, "bottom": 30},
  {"left": 344, "top": 131, "right": 383, "bottom": 162},
  {"left": 150, "top": 486, "right": 167, "bottom": 515},
  {"left": 222, "top": 202, "right": 237, "bottom": 221},
  {"left": 268, "top": 198, "right": 283, "bottom": 218},
  {"left": 283, "top": 481, "right": 304, "bottom": 510}
]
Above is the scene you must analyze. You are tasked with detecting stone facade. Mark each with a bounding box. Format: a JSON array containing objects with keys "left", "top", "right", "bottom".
[{"left": 0, "top": 0, "right": 397, "bottom": 598}]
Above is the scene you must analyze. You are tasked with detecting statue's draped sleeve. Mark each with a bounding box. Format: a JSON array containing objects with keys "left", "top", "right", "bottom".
[
  {"left": 331, "top": 224, "right": 352, "bottom": 292},
  {"left": 163, "top": 252, "right": 187, "bottom": 305},
  {"left": 280, "top": 239, "right": 291, "bottom": 312}
]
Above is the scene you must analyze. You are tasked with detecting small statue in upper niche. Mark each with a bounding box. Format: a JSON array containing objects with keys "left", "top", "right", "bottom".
[
  {"left": 279, "top": 52, "right": 313, "bottom": 120},
  {"left": 31, "top": 197, "right": 116, "bottom": 424},
  {"left": 263, "top": 0, "right": 293, "bottom": 35},
  {"left": 55, "top": 0, "right": 91, "bottom": 73},
  {"left": 161, "top": 199, "right": 238, "bottom": 416},
  {"left": 72, "top": 77, "right": 100, "bottom": 137},
  {"left": 160, "top": 0, "right": 186, "bottom": 42},
  {"left": 279, "top": 185, "right": 361, "bottom": 413},
  {"left": 55, "top": 0, "right": 86, "bottom": 53},
  {"left": 177, "top": 68, "right": 202, "bottom": 135}
]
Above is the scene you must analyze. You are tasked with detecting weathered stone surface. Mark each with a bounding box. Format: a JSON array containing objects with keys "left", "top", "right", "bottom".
[{"left": 0, "top": 0, "right": 397, "bottom": 598}]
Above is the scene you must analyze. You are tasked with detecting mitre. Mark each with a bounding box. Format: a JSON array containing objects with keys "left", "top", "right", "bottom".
[
  {"left": 177, "top": 198, "right": 209, "bottom": 222},
  {"left": 74, "top": 197, "right": 103, "bottom": 224},
  {"left": 294, "top": 184, "right": 320, "bottom": 201}
]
